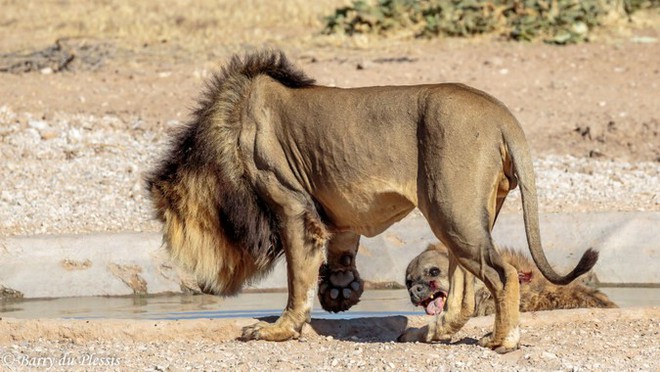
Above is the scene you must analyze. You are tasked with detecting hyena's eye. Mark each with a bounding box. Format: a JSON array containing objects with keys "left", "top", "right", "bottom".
[{"left": 429, "top": 267, "right": 440, "bottom": 277}]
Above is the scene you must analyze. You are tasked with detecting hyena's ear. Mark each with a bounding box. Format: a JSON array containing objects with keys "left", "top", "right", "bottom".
[{"left": 426, "top": 242, "right": 449, "bottom": 255}]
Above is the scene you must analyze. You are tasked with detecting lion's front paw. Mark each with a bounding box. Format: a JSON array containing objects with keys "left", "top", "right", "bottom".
[
  {"left": 318, "top": 256, "right": 364, "bottom": 313},
  {"left": 241, "top": 321, "right": 300, "bottom": 341}
]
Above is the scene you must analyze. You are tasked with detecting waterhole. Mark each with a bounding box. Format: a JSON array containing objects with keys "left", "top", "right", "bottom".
[{"left": 1, "top": 288, "right": 657, "bottom": 320}]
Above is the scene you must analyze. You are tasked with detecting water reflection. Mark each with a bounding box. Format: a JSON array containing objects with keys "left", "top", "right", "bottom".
[{"left": 1, "top": 288, "right": 657, "bottom": 320}]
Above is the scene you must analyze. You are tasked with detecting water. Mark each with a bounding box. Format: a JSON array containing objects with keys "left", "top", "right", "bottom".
[
  {"left": 1, "top": 288, "right": 657, "bottom": 320},
  {"left": 0, "top": 290, "right": 420, "bottom": 320}
]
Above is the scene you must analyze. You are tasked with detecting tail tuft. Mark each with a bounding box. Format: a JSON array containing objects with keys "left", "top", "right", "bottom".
[{"left": 570, "top": 248, "right": 599, "bottom": 279}]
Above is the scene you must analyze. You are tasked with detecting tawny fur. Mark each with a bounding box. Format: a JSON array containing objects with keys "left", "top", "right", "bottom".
[
  {"left": 474, "top": 247, "right": 617, "bottom": 315},
  {"left": 145, "top": 51, "right": 316, "bottom": 296},
  {"left": 146, "top": 50, "right": 600, "bottom": 350},
  {"left": 420, "top": 243, "right": 617, "bottom": 316}
]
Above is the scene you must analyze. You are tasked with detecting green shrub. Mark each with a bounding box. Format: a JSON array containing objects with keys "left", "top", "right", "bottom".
[{"left": 322, "top": 0, "right": 660, "bottom": 44}]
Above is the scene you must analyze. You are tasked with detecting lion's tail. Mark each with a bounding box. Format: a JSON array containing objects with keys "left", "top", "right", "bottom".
[{"left": 505, "top": 126, "right": 598, "bottom": 286}]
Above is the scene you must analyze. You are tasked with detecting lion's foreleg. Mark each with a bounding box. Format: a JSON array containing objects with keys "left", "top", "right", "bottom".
[
  {"left": 242, "top": 214, "right": 327, "bottom": 341},
  {"left": 431, "top": 252, "right": 475, "bottom": 341}
]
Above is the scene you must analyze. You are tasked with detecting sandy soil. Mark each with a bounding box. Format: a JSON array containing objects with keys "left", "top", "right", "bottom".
[
  {"left": 1, "top": 5, "right": 659, "bottom": 235},
  {"left": 1, "top": 1, "right": 659, "bottom": 369},
  {"left": 2, "top": 36, "right": 659, "bottom": 163},
  {"left": 1, "top": 308, "right": 658, "bottom": 371}
]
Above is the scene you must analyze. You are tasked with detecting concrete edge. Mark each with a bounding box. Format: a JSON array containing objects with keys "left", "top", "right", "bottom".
[{"left": 1, "top": 211, "right": 658, "bottom": 299}]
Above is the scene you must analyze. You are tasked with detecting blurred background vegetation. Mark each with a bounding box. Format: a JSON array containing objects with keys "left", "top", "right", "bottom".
[
  {"left": 323, "top": 0, "right": 660, "bottom": 44},
  {"left": 0, "top": 0, "right": 657, "bottom": 57},
  {"left": 0, "top": 0, "right": 343, "bottom": 54}
]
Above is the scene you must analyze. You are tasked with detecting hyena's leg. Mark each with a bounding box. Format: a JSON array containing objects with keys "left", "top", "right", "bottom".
[
  {"left": 318, "top": 231, "right": 364, "bottom": 312},
  {"left": 241, "top": 211, "right": 328, "bottom": 341}
]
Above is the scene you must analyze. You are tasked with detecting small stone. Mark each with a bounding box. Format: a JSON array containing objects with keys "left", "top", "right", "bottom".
[
  {"left": 40, "top": 129, "right": 60, "bottom": 140},
  {"left": 28, "top": 119, "right": 48, "bottom": 130},
  {"left": 631, "top": 36, "right": 657, "bottom": 43},
  {"left": 0, "top": 190, "right": 11, "bottom": 201},
  {"left": 542, "top": 351, "right": 558, "bottom": 360}
]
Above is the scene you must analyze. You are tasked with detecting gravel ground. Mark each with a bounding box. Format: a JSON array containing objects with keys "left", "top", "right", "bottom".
[
  {"left": 0, "top": 105, "right": 658, "bottom": 236},
  {"left": 0, "top": 308, "right": 658, "bottom": 371},
  {"left": 1, "top": 4, "right": 658, "bottom": 369},
  {"left": 0, "top": 106, "right": 164, "bottom": 235}
]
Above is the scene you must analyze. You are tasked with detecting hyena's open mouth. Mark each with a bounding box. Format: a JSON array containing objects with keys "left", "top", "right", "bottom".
[{"left": 419, "top": 290, "right": 447, "bottom": 316}]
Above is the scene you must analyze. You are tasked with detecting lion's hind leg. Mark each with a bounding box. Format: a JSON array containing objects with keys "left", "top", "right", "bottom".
[
  {"left": 474, "top": 257, "right": 520, "bottom": 353},
  {"left": 443, "top": 229, "right": 521, "bottom": 353},
  {"left": 412, "top": 167, "right": 521, "bottom": 351},
  {"left": 318, "top": 232, "right": 364, "bottom": 313}
]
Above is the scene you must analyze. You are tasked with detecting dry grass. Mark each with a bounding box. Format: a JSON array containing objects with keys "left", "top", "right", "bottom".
[
  {"left": 2, "top": 0, "right": 656, "bottom": 56},
  {"left": 0, "top": 0, "right": 347, "bottom": 53}
]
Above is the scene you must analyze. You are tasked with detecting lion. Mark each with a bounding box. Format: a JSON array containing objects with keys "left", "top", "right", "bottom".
[
  {"left": 146, "top": 50, "right": 598, "bottom": 353},
  {"left": 405, "top": 243, "right": 616, "bottom": 317}
]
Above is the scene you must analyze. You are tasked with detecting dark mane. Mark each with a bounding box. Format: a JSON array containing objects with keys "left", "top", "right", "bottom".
[
  {"left": 191, "top": 50, "right": 315, "bottom": 138},
  {"left": 226, "top": 50, "right": 315, "bottom": 88},
  {"left": 145, "top": 50, "right": 315, "bottom": 294}
]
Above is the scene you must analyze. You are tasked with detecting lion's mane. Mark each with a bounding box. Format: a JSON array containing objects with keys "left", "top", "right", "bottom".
[{"left": 145, "top": 51, "right": 315, "bottom": 295}]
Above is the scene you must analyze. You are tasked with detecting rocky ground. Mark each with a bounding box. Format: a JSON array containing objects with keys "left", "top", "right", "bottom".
[
  {"left": 1, "top": 38, "right": 659, "bottom": 236},
  {"left": 0, "top": 1, "right": 658, "bottom": 370},
  {"left": 0, "top": 308, "right": 658, "bottom": 371}
]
